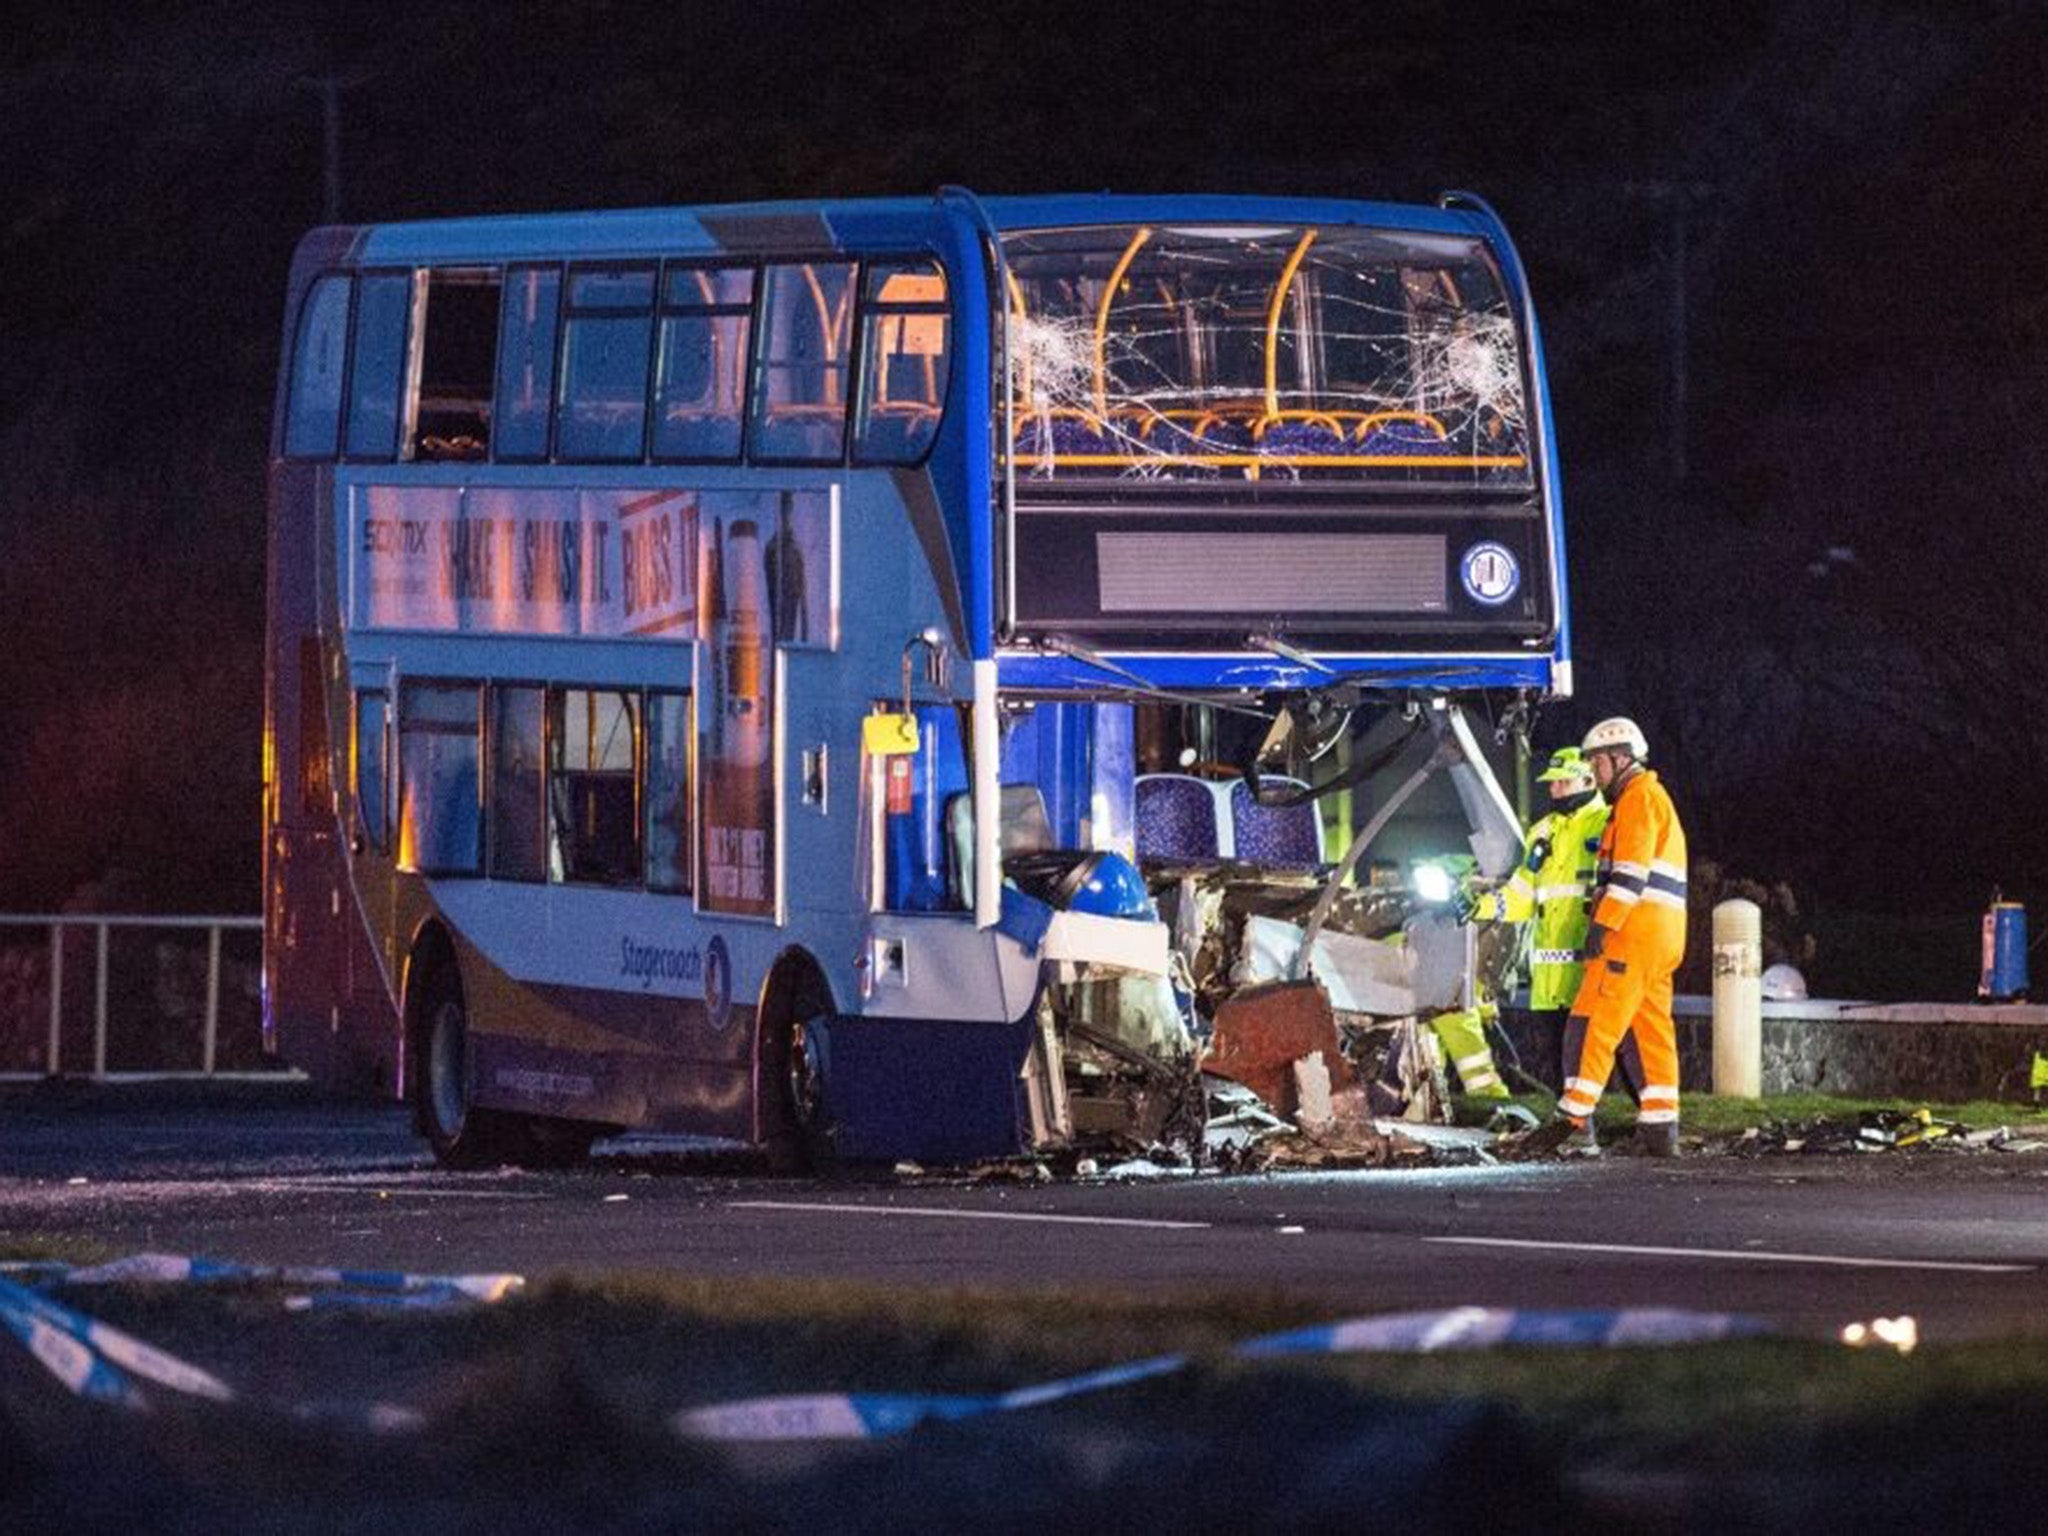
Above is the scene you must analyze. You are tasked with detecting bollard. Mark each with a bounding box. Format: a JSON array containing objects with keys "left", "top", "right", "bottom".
[{"left": 1712, "top": 899, "right": 1762, "bottom": 1098}]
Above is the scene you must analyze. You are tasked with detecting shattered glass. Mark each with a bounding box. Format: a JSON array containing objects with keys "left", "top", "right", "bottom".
[{"left": 1000, "top": 224, "right": 1531, "bottom": 485}]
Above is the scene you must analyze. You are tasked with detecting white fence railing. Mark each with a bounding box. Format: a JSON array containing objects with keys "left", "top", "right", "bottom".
[{"left": 0, "top": 914, "right": 286, "bottom": 1082}]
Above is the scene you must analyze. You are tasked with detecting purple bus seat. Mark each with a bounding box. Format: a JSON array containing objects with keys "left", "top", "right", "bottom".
[
  {"left": 1135, "top": 774, "right": 1223, "bottom": 863},
  {"left": 1229, "top": 778, "right": 1324, "bottom": 869}
]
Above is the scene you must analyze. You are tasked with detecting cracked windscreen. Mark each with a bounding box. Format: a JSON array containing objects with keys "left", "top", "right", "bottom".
[{"left": 999, "top": 224, "right": 1531, "bottom": 486}]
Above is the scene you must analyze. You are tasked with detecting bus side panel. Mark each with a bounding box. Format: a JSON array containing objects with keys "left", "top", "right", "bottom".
[{"left": 807, "top": 1012, "right": 1039, "bottom": 1162}]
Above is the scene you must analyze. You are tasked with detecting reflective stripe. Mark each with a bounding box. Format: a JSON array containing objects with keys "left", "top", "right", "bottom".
[
  {"left": 1559, "top": 1094, "right": 1599, "bottom": 1118},
  {"left": 1601, "top": 885, "right": 1641, "bottom": 906},
  {"left": 1646, "top": 871, "right": 1688, "bottom": 899},
  {"left": 1611, "top": 860, "right": 1649, "bottom": 881},
  {"left": 1455, "top": 1051, "right": 1496, "bottom": 1074},
  {"left": 1535, "top": 883, "right": 1585, "bottom": 903},
  {"left": 1565, "top": 1077, "right": 1603, "bottom": 1097},
  {"left": 1650, "top": 859, "right": 1686, "bottom": 880},
  {"left": 1462, "top": 1071, "right": 1502, "bottom": 1091},
  {"left": 1637, "top": 1108, "right": 1680, "bottom": 1124},
  {"left": 1642, "top": 887, "right": 1687, "bottom": 910},
  {"left": 1532, "top": 948, "right": 1578, "bottom": 966},
  {"left": 1640, "top": 1087, "right": 1679, "bottom": 1106}
]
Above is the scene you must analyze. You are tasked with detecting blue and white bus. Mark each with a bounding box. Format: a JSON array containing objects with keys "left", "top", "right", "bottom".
[{"left": 263, "top": 189, "right": 1568, "bottom": 1167}]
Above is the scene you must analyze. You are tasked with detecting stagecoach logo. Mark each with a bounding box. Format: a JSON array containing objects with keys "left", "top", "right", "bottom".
[
  {"left": 1459, "top": 541, "right": 1520, "bottom": 606},
  {"left": 703, "top": 934, "right": 734, "bottom": 1031}
]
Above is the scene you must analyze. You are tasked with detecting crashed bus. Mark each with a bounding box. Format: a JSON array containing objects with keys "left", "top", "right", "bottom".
[{"left": 261, "top": 190, "right": 1568, "bottom": 1167}]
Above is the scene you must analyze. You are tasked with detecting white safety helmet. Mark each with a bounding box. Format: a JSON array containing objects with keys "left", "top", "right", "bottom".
[
  {"left": 1581, "top": 716, "right": 1649, "bottom": 761},
  {"left": 1761, "top": 963, "right": 1809, "bottom": 1001}
]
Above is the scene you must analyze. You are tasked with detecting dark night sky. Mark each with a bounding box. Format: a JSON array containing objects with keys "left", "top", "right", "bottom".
[{"left": 1, "top": 1, "right": 2042, "bottom": 986}]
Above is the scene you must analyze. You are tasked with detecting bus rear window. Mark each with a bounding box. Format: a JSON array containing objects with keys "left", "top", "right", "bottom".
[
  {"left": 285, "top": 274, "right": 351, "bottom": 458},
  {"left": 346, "top": 272, "right": 413, "bottom": 460}
]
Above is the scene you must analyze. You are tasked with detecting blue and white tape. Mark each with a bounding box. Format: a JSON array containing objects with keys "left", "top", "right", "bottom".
[
  {"left": 0, "top": 1273, "right": 234, "bottom": 1408},
  {"left": 671, "top": 1308, "right": 1770, "bottom": 1442},
  {"left": 1238, "top": 1306, "right": 1769, "bottom": 1356},
  {"left": 672, "top": 1352, "right": 1188, "bottom": 1442},
  {"left": 0, "top": 1272, "right": 423, "bottom": 1430},
  {"left": 55, "top": 1251, "right": 523, "bottom": 1303}
]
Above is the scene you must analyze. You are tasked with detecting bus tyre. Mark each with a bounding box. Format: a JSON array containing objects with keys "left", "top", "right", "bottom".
[
  {"left": 413, "top": 962, "right": 510, "bottom": 1169},
  {"left": 763, "top": 965, "right": 835, "bottom": 1174}
]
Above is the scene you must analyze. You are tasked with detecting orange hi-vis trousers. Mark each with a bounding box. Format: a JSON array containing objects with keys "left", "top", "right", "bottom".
[
  {"left": 1558, "top": 767, "right": 1687, "bottom": 1128},
  {"left": 1557, "top": 951, "right": 1680, "bottom": 1126}
]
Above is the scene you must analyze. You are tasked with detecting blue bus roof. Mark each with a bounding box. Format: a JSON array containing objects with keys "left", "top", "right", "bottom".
[{"left": 351, "top": 192, "right": 1503, "bottom": 265}]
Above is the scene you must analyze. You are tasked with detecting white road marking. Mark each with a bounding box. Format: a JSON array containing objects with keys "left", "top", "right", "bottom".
[
  {"left": 1425, "top": 1235, "right": 2034, "bottom": 1274},
  {"left": 254, "top": 1181, "right": 551, "bottom": 1200},
  {"left": 729, "top": 1200, "right": 1210, "bottom": 1231}
]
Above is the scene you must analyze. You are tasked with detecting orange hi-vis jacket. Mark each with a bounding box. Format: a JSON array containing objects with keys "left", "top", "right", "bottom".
[{"left": 1588, "top": 768, "right": 1688, "bottom": 971}]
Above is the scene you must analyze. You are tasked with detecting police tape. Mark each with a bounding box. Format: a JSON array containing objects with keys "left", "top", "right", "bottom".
[
  {"left": 670, "top": 1307, "right": 1770, "bottom": 1442},
  {"left": 0, "top": 1273, "right": 234, "bottom": 1409},
  {"left": 672, "top": 1353, "right": 1190, "bottom": 1442},
  {"left": 0, "top": 1272, "right": 423, "bottom": 1430},
  {"left": 53, "top": 1251, "right": 524, "bottom": 1303}
]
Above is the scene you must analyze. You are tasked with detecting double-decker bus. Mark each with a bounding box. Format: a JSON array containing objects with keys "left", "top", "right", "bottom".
[{"left": 263, "top": 189, "right": 1568, "bottom": 1167}]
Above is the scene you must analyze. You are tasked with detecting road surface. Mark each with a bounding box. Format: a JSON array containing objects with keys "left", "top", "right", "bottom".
[{"left": 4, "top": 1087, "right": 2046, "bottom": 1338}]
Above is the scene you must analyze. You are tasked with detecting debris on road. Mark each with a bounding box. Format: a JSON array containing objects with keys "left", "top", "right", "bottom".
[{"left": 1719, "top": 1107, "right": 2048, "bottom": 1157}]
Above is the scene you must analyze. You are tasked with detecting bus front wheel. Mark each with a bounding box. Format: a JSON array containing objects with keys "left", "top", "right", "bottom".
[{"left": 762, "top": 962, "right": 835, "bottom": 1173}]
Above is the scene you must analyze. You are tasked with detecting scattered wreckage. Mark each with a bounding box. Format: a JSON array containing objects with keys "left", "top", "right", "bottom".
[{"left": 1000, "top": 699, "right": 1532, "bottom": 1174}]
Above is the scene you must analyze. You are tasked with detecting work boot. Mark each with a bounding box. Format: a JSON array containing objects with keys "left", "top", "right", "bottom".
[
  {"left": 1627, "top": 1121, "right": 1680, "bottom": 1158},
  {"left": 1499, "top": 1116, "right": 1598, "bottom": 1160}
]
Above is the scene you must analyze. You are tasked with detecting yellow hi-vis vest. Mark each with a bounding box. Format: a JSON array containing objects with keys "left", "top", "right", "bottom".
[{"left": 1475, "top": 795, "right": 1610, "bottom": 1010}]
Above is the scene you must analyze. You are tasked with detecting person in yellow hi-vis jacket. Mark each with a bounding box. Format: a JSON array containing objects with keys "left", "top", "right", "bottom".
[
  {"left": 1467, "top": 746, "right": 1642, "bottom": 1098},
  {"left": 1515, "top": 717, "right": 1687, "bottom": 1158}
]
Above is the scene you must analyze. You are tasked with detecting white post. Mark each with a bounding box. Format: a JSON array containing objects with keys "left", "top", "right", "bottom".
[
  {"left": 1712, "top": 898, "right": 1762, "bottom": 1097},
  {"left": 93, "top": 923, "right": 111, "bottom": 1078},
  {"left": 46, "top": 923, "right": 64, "bottom": 1075},
  {"left": 972, "top": 658, "right": 1001, "bottom": 929}
]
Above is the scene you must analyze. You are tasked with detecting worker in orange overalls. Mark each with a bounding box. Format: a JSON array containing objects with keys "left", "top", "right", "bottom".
[{"left": 1537, "top": 716, "right": 1688, "bottom": 1157}]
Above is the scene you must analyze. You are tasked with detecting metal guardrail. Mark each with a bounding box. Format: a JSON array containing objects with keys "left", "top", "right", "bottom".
[{"left": 0, "top": 914, "right": 277, "bottom": 1082}]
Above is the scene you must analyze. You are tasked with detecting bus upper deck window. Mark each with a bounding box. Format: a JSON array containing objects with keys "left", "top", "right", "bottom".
[
  {"left": 556, "top": 266, "right": 656, "bottom": 463},
  {"left": 285, "top": 274, "right": 351, "bottom": 458},
  {"left": 346, "top": 272, "right": 413, "bottom": 460},
  {"left": 411, "top": 268, "right": 501, "bottom": 462},
  {"left": 494, "top": 266, "right": 561, "bottom": 461},
  {"left": 751, "top": 263, "right": 855, "bottom": 463},
  {"left": 653, "top": 265, "right": 754, "bottom": 462},
  {"left": 854, "top": 262, "right": 948, "bottom": 464}
]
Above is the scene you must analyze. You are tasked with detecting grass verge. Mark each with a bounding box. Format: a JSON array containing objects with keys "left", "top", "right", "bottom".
[{"left": 4, "top": 1263, "right": 2047, "bottom": 1527}]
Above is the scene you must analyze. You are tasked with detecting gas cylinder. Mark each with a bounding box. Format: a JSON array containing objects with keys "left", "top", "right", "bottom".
[{"left": 1979, "top": 898, "right": 2029, "bottom": 1001}]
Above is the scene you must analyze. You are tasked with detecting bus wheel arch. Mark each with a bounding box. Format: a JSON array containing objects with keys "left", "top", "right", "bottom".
[
  {"left": 757, "top": 948, "right": 837, "bottom": 1172},
  {"left": 404, "top": 921, "right": 498, "bottom": 1167}
]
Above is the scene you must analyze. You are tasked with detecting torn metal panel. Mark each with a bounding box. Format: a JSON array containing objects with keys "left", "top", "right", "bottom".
[
  {"left": 1205, "top": 981, "right": 1357, "bottom": 1117},
  {"left": 1241, "top": 914, "right": 1415, "bottom": 1014}
]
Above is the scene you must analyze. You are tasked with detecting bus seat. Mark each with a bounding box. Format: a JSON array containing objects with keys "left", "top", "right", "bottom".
[
  {"left": 1229, "top": 778, "right": 1324, "bottom": 869},
  {"left": 1356, "top": 411, "right": 1451, "bottom": 455},
  {"left": 1254, "top": 414, "right": 1349, "bottom": 465},
  {"left": 1014, "top": 411, "right": 1110, "bottom": 461},
  {"left": 1135, "top": 774, "right": 1222, "bottom": 863},
  {"left": 945, "top": 783, "right": 1057, "bottom": 905}
]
